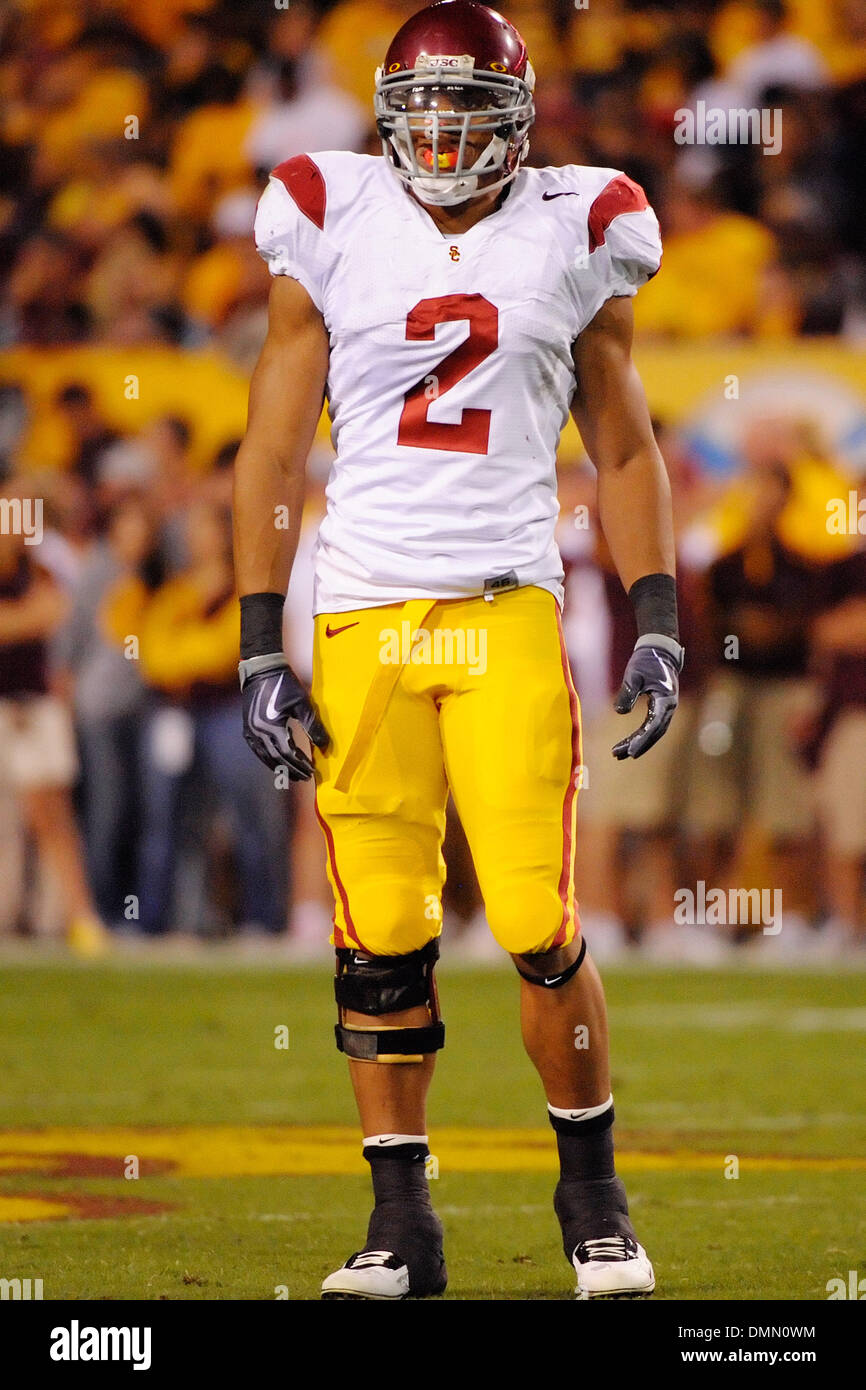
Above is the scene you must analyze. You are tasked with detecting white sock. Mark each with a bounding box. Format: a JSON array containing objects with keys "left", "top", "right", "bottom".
[
  {"left": 548, "top": 1094, "right": 613, "bottom": 1123},
  {"left": 363, "top": 1133, "right": 429, "bottom": 1147}
]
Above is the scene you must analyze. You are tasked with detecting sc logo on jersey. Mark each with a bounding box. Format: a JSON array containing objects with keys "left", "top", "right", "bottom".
[{"left": 449, "top": 245, "right": 461, "bottom": 261}]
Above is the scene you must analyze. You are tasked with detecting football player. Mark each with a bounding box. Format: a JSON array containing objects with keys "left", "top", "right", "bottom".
[{"left": 234, "top": 0, "right": 682, "bottom": 1299}]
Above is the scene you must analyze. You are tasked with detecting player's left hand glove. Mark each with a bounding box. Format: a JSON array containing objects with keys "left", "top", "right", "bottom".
[{"left": 612, "top": 633, "right": 684, "bottom": 760}]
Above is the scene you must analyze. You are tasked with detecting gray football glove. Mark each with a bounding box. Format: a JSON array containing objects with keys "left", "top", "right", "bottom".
[
  {"left": 612, "top": 633, "right": 684, "bottom": 760},
  {"left": 239, "top": 654, "right": 329, "bottom": 780}
]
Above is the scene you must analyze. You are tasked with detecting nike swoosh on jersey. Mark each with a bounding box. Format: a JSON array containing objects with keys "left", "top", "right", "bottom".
[
  {"left": 264, "top": 673, "right": 284, "bottom": 720},
  {"left": 541, "top": 191, "right": 579, "bottom": 201},
  {"left": 325, "top": 621, "right": 360, "bottom": 638}
]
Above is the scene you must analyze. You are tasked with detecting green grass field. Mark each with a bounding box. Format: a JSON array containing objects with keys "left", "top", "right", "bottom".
[{"left": 1, "top": 959, "right": 865, "bottom": 1300}]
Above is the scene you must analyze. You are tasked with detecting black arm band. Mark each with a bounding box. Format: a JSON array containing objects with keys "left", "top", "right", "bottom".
[
  {"left": 239, "top": 592, "right": 286, "bottom": 659},
  {"left": 628, "top": 572, "right": 679, "bottom": 641}
]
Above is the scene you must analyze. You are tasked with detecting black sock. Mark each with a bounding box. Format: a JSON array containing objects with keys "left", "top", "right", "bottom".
[
  {"left": 555, "top": 1113, "right": 616, "bottom": 1180},
  {"left": 362, "top": 1141, "right": 447, "bottom": 1295},
  {"left": 548, "top": 1104, "right": 636, "bottom": 1256}
]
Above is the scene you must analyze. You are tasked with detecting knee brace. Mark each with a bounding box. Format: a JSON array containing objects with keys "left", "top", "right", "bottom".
[
  {"left": 514, "top": 936, "right": 587, "bottom": 988},
  {"left": 334, "top": 939, "right": 445, "bottom": 1063}
]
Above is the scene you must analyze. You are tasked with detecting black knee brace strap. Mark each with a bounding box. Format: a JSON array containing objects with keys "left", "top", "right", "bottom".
[
  {"left": 335, "top": 940, "right": 440, "bottom": 1014},
  {"left": 515, "top": 936, "right": 587, "bottom": 988},
  {"left": 334, "top": 939, "right": 445, "bottom": 1062}
]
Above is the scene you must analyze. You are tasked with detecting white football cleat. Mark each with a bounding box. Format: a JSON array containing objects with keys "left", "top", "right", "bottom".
[
  {"left": 572, "top": 1234, "right": 655, "bottom": 1299},
  {"left": 321, "top": 1250, "right": 411, "bottom": 1300}
]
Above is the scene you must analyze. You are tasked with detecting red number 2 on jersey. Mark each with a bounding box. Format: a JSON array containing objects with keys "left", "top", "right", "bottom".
[{"left": 397, "top": 293, "right": 498, "bottom": 455}]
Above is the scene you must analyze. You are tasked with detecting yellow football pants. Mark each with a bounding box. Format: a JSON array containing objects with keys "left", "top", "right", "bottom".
[{"left": 312, "top": 585, "right": 582, "bottom": 957}]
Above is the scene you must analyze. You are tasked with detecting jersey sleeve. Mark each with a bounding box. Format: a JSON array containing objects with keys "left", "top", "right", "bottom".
[
  {"left": 583, "top": 171, "right": 662, "bottom": 316},
  {"left": 254, "top": 156, "right": 333, "bottom": 312}
]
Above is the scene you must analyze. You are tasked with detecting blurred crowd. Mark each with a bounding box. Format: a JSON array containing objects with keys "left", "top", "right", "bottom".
[
  {"left": 560, "top": 423, "right": 866, "bottom": 963},
  {"left": 1, "top": 0, "right": 866, "bottom": 959},
  {"left": 2, "top": 0, "right": 866, "bottom": 349},
  {"left": 1, "top": 409, "right": 865, "bottom": 960}
]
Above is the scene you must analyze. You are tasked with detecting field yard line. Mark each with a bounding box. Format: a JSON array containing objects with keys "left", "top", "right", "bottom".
[{"left": 1, "top": 1126, "right": 865, "bottom": 1178}]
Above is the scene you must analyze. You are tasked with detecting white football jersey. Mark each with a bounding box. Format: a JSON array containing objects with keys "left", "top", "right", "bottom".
[{"left": 254, "top": 151, "right": 661, "bottom": 614}]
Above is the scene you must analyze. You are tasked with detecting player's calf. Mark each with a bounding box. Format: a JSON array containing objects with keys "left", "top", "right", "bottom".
[
  {"left": 322, "top": 942, "right": 447, "bottom": 1300},
  {"left": 515, "top": 939, "right": 655, "bottom": 1299}
]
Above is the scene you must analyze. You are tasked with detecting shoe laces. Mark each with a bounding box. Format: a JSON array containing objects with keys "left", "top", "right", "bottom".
[{"left": 575, "top": 1234, "right": 637, "bottom": 1264}]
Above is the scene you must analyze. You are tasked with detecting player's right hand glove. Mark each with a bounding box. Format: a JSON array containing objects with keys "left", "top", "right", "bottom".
[
  {"left": 612, "top": 634, "right": 684, "bottom": 761},
  {"left": 239, "top": 654, "right": 329, "bottom": 780}
]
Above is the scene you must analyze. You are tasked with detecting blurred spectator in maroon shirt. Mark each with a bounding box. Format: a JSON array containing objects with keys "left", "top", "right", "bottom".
[
  {"left": 810, "top": 543, "right": 866, "bottom": 947},
  {"left": 6, "top": 232, "right": 90, "bottom": 346},
  {"left": 683, "top": 463, "right": 827, "bottom": 943},
  {"left": 573, "top": 526, "right": 713, "bottom": 954},
  {"left": 0, "top": 500, "right": 108, "bottom": 955},
  {"left": 55, "top": 382, "right": 119, "bottom": 489}
]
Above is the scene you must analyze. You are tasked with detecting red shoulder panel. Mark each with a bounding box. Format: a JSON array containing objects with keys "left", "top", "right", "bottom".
[
  {"left": 587, "top": 174, "right": 648, "bottom": 254},
  {"left": 272, "top": 154, "right": 326, "bottom": 231}
]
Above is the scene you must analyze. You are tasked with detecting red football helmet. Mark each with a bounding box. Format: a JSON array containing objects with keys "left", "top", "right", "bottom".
[{"left": 374, "top": 1, "right": 535, "bottom": 207}]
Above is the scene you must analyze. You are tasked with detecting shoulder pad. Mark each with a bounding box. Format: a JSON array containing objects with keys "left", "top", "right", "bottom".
[
  {"left": 271, "top": 154, "right": 327, "bottom": 232},
  {"left": 586, "top": 172, "right": 649, "bottom": 253}
]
